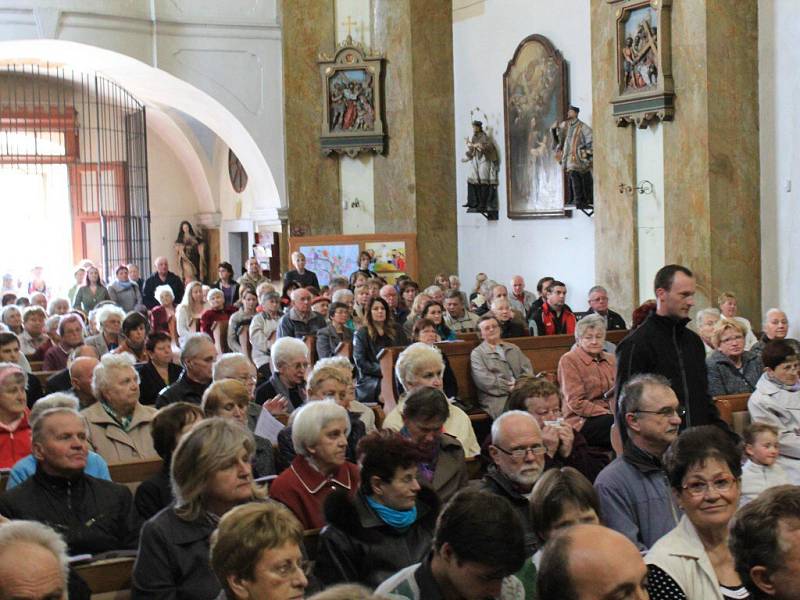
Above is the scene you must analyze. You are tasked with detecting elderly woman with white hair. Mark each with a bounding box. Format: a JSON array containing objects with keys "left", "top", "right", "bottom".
[
  {"left": 149, "top": 283, "right": 177, "bottom": 340},
  {"left": 557, "top": 313, "right": 615, "bottom": 450},
  {"left": 133, "top": 418, "right": 266, "bottom": 599},
  {"left": 81, "top": 353, "right": 158, "bottom": 462},
  {"left": 695, "top": 307, "right": 721, "bottom": 355},
  {"left": 381, "top": 342, "right": 481, "bottom": 457},
  {"left": 270, "top": 400, "right": 360, "bottom": 529},
  {"left": 750, "top": 308, "right": 800, "bottom": 362},
  {"left": 84, "top": 304, "right": 125, "bottom": 357},
  {"left": 254, "top": 336, "right": 309, "bottom": 409}
]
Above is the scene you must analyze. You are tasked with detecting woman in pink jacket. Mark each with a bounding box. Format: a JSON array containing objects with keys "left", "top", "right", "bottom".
[{"left": 558, "top": 314, "right": 616, "bottom": 450}]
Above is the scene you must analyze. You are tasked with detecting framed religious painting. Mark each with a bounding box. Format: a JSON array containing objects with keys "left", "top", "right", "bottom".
[
  {"left": 503, "top": 34, "right": 571, "bottom": 219},
  {"left": 319, "top": 36, "right": 386, "bottom": 157},
  {"left": 609, "top": 0, "right": 674, "bottom": 127}
]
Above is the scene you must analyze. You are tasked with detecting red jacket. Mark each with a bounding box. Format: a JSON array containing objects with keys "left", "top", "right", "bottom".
[
  {"left": 537, "top": 302, "right": 576, "bottom": 336},
  {"left": 0, "top": 410, "right": 32, "bottom": 469},
  {"left": 270, "top": 455, "right": 360, "bottom": 530}
]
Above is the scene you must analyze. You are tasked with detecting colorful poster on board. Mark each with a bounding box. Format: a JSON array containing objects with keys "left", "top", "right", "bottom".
[
  {"left": 364, "top": 241, "right": 407, "bottom": 284},
  {"left": 299, "top": 244, "right": 360, "bottom": 286}
]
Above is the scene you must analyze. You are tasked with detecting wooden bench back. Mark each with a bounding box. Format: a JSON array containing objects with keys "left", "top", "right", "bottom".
[
  {"left": 31, "top": 370, "right": 57, "bottom": 390},
  {"left": 0, "top": 470, "right": 8, "bottom": 493},
  {"left": 73, "top": 556, "right": 135, "bottom": 595},
  {"left": 108, "top": 458, "right": 163, "bottom": 485},
  {"left": 713, "top": 393, "right": 751, "bottom": 435},
  {"left": 378, "top": 330, "right": 629, "bottom": 410}
]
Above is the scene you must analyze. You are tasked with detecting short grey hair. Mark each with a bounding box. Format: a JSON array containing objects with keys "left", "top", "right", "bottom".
[
  {"left": 46, "top": 297, "right": 69, "bottom": 315},
  {"left": 259, "top": 291, "right": 280, "bottom": 305},
  {"left": 213, "top": 352, "right": 254, "bottom": 380},
  {"left": 423, "top": 285, "right": 443, "bottom": 297},
  {"left": 291, "top": 400, "right": 350, "bottom": 458},
  {"left": 0, "top": 520, "right": 69, "bottom": 580},
  {"left": 180, "top": 333, "right": 214, "bottom": 363},
  {"left": 395, "top": 342, "right": 444, "bottom": 389},
  {"left": 91, "top": 352, "right": 139, "bottom": 399},
  {"left": 271, "top": 337, "right": 309, "bottom": 371},
  {"left": 96, "top": 304, "right": 125, "bottom": 330},
  {"left": 315, "top": 356, "right": 352, "bottom": 373},
  {"left": 575, "top": 313, "right": 607, "bottom": 340},
  {"left": 696, "top": 307, "right": 721, "bottom": 324},
  {"left": 207, "top": 288, "right": 224, "bottom": 301},
  {"left": 764, "top": 307, "right": 787, "bottom": 325},
  {"left": 587, "top": 285, "right": 607, "bottom": 297},
  {"left": 155, "top": 284, "right": 174, "bottom": 304},
  {"left": 491, "top": 410, "right": 540, "bottom": 445},
  {"left": 329, "top": 276, "right": 349, "bottom": 290},
  {"left": 31, "top": 407, "right": 86, "bottom": 445},
  {"left": 30, "top": 393, "right": 79, "bottom": 425},
  {"left": 619, "top": 373, "right": 672, "bottom": 414},
  {"left": 331, "top": 289, "right": 354, "bottom": 304}
]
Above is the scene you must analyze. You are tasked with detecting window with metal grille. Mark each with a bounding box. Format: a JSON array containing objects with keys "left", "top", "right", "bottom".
[{"left": 0, "top": 63, "right": 151, "bottom": 282}]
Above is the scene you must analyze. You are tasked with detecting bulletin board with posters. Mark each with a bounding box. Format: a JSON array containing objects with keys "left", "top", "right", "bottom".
[{"left": 288, "top": 233, "right": 417, "bottom": 286}]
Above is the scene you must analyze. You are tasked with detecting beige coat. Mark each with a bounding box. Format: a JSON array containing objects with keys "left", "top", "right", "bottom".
[
  {"left": 82, "top": 401, "right": 158, "bottom": 463},
  {"left": 470, "top": 340, "right": 533, "bottom": 418}
]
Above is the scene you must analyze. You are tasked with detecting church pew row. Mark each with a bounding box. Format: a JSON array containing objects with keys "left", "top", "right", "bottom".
[
  {"left": 377, "top": 330, "right": 629, "bottom": 414},
  {"left": 713, "top": 392, "right": 751, "bottom": 436},
  {"left": 107, "top": 458, "right": 163, "bottom": 485},
  {"left": 31, "top": 370, "right": 56, "bottom": 390},
  {"left": 73, "top": 556, "right": 135, "bottom": 597}
]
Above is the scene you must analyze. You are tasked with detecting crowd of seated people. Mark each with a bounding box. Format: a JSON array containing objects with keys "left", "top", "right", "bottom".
[{"left": 3, "top": 256, "right": 800, "bottom": 599}]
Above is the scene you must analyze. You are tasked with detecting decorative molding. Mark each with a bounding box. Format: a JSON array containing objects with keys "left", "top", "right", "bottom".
[
  {"left": 32, "top": 7, "right": 60, "bottom": 39},
  {"left": 196, "top": 211, "right": 223, "bottom": 228}
]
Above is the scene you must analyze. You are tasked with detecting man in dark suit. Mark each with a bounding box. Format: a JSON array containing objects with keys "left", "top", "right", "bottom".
[{"left": 142, "top": 257, "right": 184, "bottom": 309}]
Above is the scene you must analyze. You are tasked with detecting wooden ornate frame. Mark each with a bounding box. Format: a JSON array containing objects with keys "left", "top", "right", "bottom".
[
  {"left": 609, "top": 0, "right": 675, "bottom": 128},
  {"left": 318, "top": 35, "right": 386, "bottom": 157},
  {"left": 502, "top": 34, "right": 571, "bottom": 219}
]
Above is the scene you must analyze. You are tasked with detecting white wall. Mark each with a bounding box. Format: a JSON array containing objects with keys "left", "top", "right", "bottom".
[
  {"left": 452, "top": 0, "right": 596, "bottom": 308},
  {"left": 635, "top": 124, "right": 665, "bottom": 304},
  {"left": 759, "top": 0, "right": 800, "bottom": 335}
]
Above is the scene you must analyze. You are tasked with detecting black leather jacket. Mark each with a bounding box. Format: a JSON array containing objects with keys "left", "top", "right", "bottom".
[{"left": 0, "top": 468, "right": 139, "bottom": 555}]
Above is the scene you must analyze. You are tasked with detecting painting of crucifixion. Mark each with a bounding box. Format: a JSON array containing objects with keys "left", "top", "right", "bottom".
[{"left": 621, "top": 6, "right": 658, "bottom": 94}]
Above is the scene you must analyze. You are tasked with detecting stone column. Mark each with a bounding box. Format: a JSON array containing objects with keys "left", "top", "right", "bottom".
[
  {"left": 281, "top": 0, "right": 341, "bottom": 236},
  {"left": 591, "top": 0, "right": 760, "bottom": 324}
]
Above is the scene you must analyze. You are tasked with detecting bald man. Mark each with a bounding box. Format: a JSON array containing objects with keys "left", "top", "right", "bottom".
[
  {"left": 142, "top": 256, "right": 184, "bottom": 309},
  {"left": 537, "top": 524, "right": 649, "bottom": 600},
  {"left": 45, "top": 345, "right": 99, "bottom": 396},
  {"left": 69, "top": 356, "right": 100, "bottom": 408},
  {"left": 509, "top": 275, "right": 536, "bottom": 316}
]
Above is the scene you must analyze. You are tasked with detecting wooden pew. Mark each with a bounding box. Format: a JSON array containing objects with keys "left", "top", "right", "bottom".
[
  {"left": 29, "top": 360, "right": 43, "bottom": 371},
  {"left": 303, "top": 528, "right": 322, "bottom": 562},
  {"left": 108, "top": 458, "right": 163, "bottom": 485},
  {"left": 378, "top": 330, "right": 629, "bottom": 411},
  {"left": 466, "top": 456, "right": 484, "bottom": 480},
  {"left": 73, "top": 556, "right": 135, "bottom": 596},
  {"left": 238, "top": 328, "right": 252, "bottom": 360},
  {"left": 302, "top": 335, "right": 317, "bottom": 367},
  {"left": 32, "top": 370, "right": 57, "bottom": 390},
  {"left": 713, "top": 393, "right": 751, "bottom": 435}
]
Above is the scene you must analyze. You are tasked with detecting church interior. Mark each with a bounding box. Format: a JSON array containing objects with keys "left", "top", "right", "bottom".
[{"left": 0, "top": 1, "right": 799, "bottom": 599}]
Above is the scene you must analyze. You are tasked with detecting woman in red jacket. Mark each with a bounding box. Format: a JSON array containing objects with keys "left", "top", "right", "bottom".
[{"left": 0, "top": 362, "right": 31, "bottom": 468}]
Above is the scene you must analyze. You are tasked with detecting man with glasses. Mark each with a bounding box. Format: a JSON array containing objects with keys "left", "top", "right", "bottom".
[
  {"left": 594, "top": 373, "right": 683, "bottom": 550},
  {"left": 483, "top": 410, "right": 546, "bottom": 553}
]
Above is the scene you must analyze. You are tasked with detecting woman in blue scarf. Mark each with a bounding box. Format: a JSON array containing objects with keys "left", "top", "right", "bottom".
[
  {"left": 108, "top": 265, "right": 143, "bottom": 313},
  {"left": 314, "top": 430, "right": 440, "bottom": 589}
]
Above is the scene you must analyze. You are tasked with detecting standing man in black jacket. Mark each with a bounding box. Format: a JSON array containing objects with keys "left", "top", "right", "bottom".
[
  {"left": 142, "top": 256, "right": 185, "bottom": 309},
  {"left": 615, "top": 264, "right": 730, "bottom": 442}
]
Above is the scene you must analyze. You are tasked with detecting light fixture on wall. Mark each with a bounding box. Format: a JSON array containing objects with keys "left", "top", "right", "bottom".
[{"left": 618, "top": 180, "right": 654, "bottom": 195}]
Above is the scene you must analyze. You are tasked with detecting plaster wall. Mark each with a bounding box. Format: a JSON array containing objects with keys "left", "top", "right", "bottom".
[
  {"left": 453, "top": 0, "right": 596, "bottom": 311},
  {"left": 759, "top": 0, "right": 800, "bottom": 335}
]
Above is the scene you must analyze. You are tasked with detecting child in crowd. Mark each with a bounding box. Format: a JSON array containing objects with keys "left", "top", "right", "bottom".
[{"left": 740, "top": 422, "right": 789, "bottom": 506}]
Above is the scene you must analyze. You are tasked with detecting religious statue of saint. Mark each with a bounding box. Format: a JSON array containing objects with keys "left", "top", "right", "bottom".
[
  {"left": 174, "top": 221, "right": 206, "bottom": 284},
  {"left": 462, "top": 120, "right": 499, "bottom": 218},
  {"left": 551, "top": 106, "right": 593, "bottom": 211}
]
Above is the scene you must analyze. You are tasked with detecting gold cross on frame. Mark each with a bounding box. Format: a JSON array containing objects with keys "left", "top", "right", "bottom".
[{"left": 342, "top": 16, "right": 357, "bottom": 38}]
